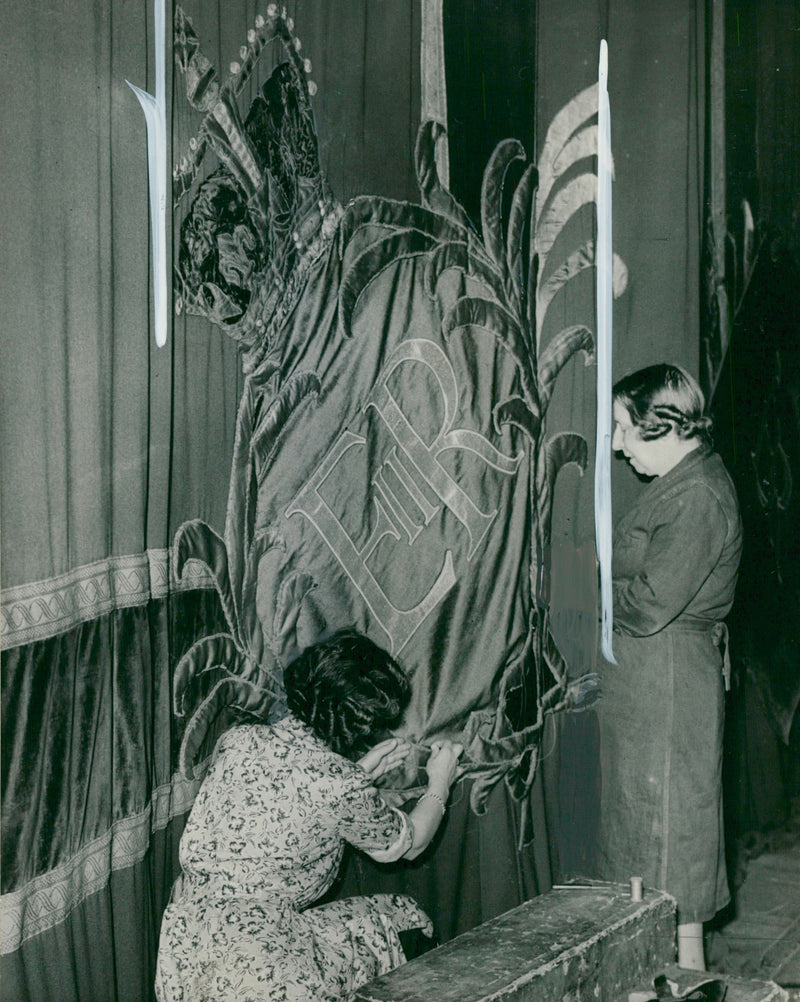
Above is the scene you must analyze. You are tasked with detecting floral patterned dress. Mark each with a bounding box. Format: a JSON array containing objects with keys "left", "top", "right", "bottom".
[{"left": 154, "top": 716, "right": 432, "bottom": 1002}]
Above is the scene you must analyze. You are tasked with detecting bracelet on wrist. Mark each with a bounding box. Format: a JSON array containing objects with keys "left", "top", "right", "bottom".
[{"left": 419, "top": 790, "right": 447, "bottom": 817}]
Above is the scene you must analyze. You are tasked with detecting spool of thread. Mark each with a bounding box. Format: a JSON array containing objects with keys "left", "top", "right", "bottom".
[{"left": 630, "top": 875, "right": 643, "bottom": 902}]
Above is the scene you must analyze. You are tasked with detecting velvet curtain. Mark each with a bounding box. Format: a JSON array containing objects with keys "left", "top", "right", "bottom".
[
  {"left": 1, "top": 2, "right": 422, "bottom": 999},
  {"left": 533, "top": 0, "right": 708, "bottom": 874},
  {"left": 1, "top": 594, "right": 228, "bottom": 1002},
  {"left": 0, "top": 0, "right": 241, "bottom": 993},
  {"left": 714, "top": 0, "right": 800, "bottom": 844},
  {"left": 0, "top": 3, "right": 242, "bottom": 590},
  {"left": 2, "top": 1, "right": 713, "bottom": 999}
]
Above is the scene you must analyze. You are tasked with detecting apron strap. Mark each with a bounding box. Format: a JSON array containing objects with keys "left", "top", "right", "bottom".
[{"left": 711, "top": 621, "right": 731, "bottom": 691}]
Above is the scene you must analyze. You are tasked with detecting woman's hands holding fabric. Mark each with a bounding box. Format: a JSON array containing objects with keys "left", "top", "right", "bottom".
[
  {"left": 425, "top": 739, "right": 463, "bottom": 796},
  {"left": 357, "top": 737, "right": 464, "bottom": 862},
  {"left": 403, "top": 739, "right": 464, "bottom": 860},
  {"left": 357, "top": 738, "right": 411, "bottom": 780}
]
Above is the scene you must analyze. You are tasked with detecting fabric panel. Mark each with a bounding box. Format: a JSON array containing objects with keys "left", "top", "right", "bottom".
[
  {"left": 0, "top": 0, "right": 243, "bottom": 590},
  {"left": 214, "top": 241, "right": 533, "bottom": 739},
  {"left": 0, "top": 820, "right": 185, "bottom": 1002},
  {"left": 0, "top": 771, "right": 205, "bottom": 957},
  {"left": 288, "top": 0, "right": 421, "bottom": 205},
  {"left": 443, "top": 0, "right": 537, "bottom": 227},
  {"left": 420, "top": 0, "right": 449, "bottom": 187},
  {"left": 171, "top": 0, "right": 421, "bottom": 210},
  {"left": 1, "top": 591, "right": 227, "bottom": 940},
  {"left": 537, "top": 0, "right": 707, "bottom": 542},
  {"left": 535, "top": 0, "right": 708, "bottom": 874}
]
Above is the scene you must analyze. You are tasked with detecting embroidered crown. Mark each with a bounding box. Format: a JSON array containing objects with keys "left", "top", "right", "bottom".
[{"left": 173, "top": 5, "right": 340, "bottom": 367}]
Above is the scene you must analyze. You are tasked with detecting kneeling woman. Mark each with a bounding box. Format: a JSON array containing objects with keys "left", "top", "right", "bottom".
[{"left": 155, "top": 629, "right": 462, "bottom": 1001}]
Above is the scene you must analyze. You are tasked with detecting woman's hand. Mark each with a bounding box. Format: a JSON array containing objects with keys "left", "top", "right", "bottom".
[
  {"left": 357, "top": 738, "right": 411, "bottom": 780},
  {"left": 403, "top": 739, "right": 464, "bottom": 860},
  {"left": 425, "top": 739, "right": 463, "bottom": 795}
]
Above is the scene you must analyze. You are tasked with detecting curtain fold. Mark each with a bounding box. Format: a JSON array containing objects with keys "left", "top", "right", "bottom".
[
  {"left": 1, "top": 822, "right": 186, "bottom": 1002},
  {"left": 0, "top": 0, "right": 243, "bottom": 590},
  {"left": 1, "top": 590, "right": 227, "bottom": 958},
  {"left": 443, "top": 0, "right": 537, "bottom": 227}
]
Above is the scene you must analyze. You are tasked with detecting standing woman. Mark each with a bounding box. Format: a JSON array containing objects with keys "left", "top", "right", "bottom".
[{"left": 597, "top": 364, "right": 742, "bottom": 970}]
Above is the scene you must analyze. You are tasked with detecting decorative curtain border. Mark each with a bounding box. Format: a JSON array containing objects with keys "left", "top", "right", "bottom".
[
  {"left": 1, "top": 550, "right": 215, "bottom": 650},
  {"left": 0, "top": 764, "right": 208, "bottom": 955}
]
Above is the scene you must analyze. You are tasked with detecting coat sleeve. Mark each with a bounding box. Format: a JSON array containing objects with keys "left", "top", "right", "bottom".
[{"left": 613, "top": 483, "right": 727, "bottom": 636}]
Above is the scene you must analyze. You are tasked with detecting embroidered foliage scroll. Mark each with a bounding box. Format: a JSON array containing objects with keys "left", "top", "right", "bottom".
[{"left": 171, "top": 6, "right": 626, "bottom": 824}]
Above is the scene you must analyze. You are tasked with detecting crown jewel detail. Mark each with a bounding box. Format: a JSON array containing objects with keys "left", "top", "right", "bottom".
[{"left": 173, "top": 6, "right": 340, "bottom": 365}]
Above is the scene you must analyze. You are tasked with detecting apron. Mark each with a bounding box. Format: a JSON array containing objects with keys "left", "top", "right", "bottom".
[{"left": 596, "top": 620, "right": 730, "bottom": 923}]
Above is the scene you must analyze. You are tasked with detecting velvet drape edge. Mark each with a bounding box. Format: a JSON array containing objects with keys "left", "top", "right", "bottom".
[{"left": 0, "top": 766, "right": 210, "bottom": 956}]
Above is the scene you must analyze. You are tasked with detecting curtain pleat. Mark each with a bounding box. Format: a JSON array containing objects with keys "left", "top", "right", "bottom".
[
  {"left": 0, "top": 0, "right": 244, "bottom": 590},
  {"left": 287, "top": 0, "right": 421, "bottom": 204},
  {"left": 1, "top": 592, "right": 227, "bottom": 922},
  {"left": 443, "top": 0, "right": 537, "bottom": 227},
  {"left": 1, "top": 821, "right": 186, "bottom": 1002}
]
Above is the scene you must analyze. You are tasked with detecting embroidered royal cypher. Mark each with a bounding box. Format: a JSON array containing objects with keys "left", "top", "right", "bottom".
[
  {"left": 171, "top": 11, "right": 615, "bottom": 786},
  {"left": 255, "top": 246, "right": 532, "bottom": 737}
]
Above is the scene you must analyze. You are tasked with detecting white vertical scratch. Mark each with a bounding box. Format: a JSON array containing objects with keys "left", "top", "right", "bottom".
[
  {"left": 127, "top": 0, "right": 168, "bottom": 347},
  {"left": 420, "top": 0, "right": 450, "bottom": 188},
  {"left": 595, "top": 40, "right": 616, "bottom": 663}
]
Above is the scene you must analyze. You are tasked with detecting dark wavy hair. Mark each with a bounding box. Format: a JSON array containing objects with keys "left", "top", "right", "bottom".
[
  {"left": 613, "top": 363, "right": 713, "bottom": 445},
  {"left": 283, "top": 629, "right": 411, "bottom": 759}
]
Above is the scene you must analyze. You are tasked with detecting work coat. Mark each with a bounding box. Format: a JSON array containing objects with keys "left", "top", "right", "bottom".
[{"left": 597, "top": 445, "right": 742, "bottom": 923}]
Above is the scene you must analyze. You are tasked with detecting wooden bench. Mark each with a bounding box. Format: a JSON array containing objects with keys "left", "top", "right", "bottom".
[
  {"left": 355, "top": 882, "right": 790, "bottom": 1001},
  {"left": 355, "top": 881, "right": 675, "bottom": 1001}
]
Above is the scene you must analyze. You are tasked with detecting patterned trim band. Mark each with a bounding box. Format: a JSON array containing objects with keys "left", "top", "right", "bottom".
[
  {"left": 0, "top": 762, "right": 209, "bottom": 955},
  {"left": 1, "top": 549, "right": 215, "bottom": 650}
]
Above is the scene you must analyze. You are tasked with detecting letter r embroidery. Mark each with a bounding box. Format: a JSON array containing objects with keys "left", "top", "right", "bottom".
[{"left": 287, "top": 339, "right": 522, "bottom": 653}]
